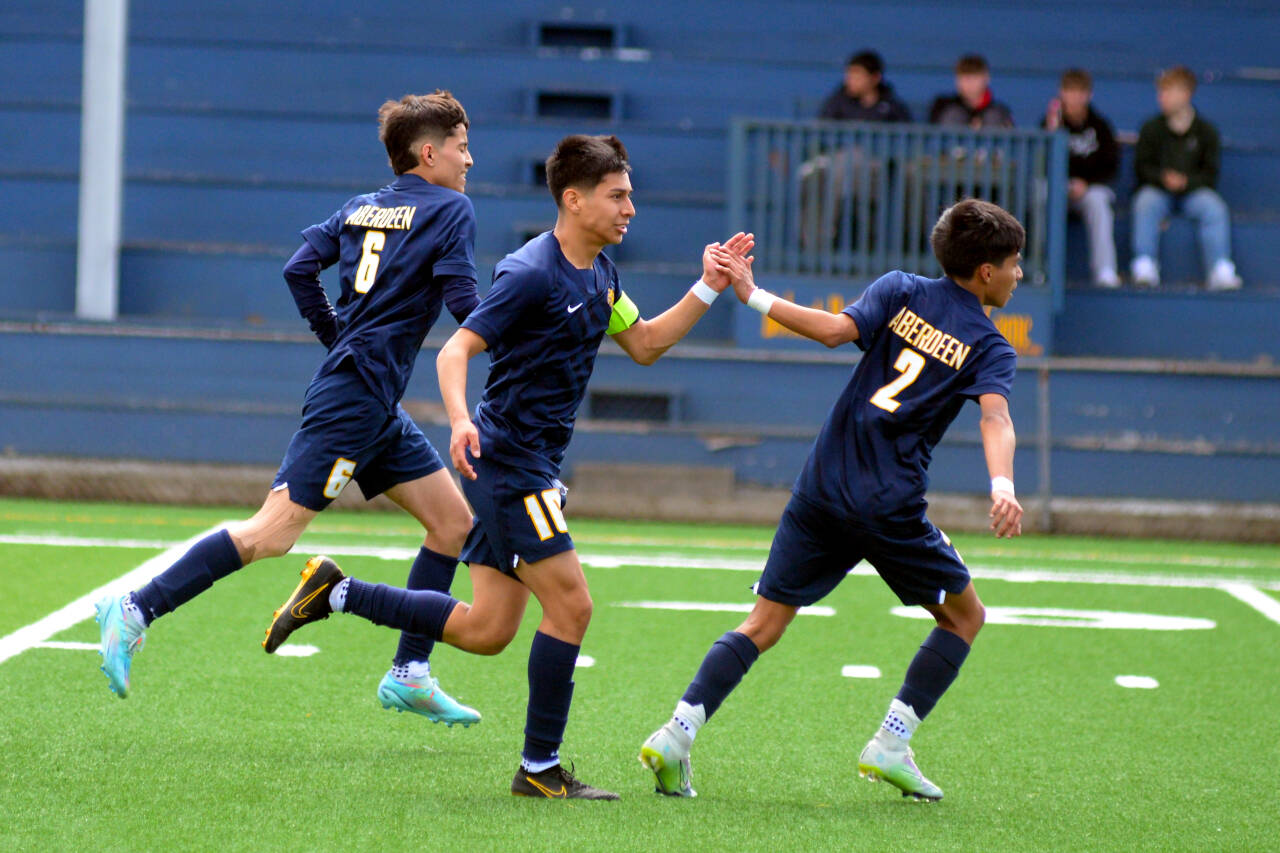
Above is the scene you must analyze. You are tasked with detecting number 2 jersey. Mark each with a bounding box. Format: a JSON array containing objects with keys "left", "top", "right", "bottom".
[
  {"left": 794, "top": 271, "right": 1017, "bottom": 525},
  {"left": 293, "top": 173, "right": 479, "bottom": 409}
]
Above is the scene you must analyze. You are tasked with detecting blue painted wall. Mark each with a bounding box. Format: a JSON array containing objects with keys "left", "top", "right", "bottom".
[{"left": 2, "top": 328, "right": 1276, "bottom": 503}]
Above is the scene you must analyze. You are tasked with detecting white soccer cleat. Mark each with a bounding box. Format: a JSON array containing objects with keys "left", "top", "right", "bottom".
[
  {"left": 857, "top": 735, "right": 944, "bottom": 802},
  {"left": 639, "top": 724, "right": 697, "bottom": 797}
]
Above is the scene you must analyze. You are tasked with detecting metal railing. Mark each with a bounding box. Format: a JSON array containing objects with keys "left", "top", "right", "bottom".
[{"left": 728, "top": 119, "right": 1068, "bottom": 306}]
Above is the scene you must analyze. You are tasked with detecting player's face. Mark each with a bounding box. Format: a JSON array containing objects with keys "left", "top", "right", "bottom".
[
  {"left": 982, "top": 252, "right": 1022, "bottom": 308},
  {"left": 579, "top": 171, "right": 636, "bottom": 246},
  {"left": 429, "top": 125, "right": 472, "bottom": 193}
]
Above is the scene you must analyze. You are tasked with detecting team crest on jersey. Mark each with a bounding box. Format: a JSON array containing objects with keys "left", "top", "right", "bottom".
[{"left": 607, "top": 288, "right": 616, "bottom": 308}]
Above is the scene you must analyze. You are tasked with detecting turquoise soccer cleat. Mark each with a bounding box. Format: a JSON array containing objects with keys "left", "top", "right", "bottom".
[
  {"left": 95, "top": 594, "right": 145, "bottom": 699},
  {"left": 377, "top": 669, "right": 481, "bottom": 727},
  {"left": 857, "top": 736, "right": 944, "bottom": 801},
  {"left": 639, "top": 724, "right": 697, "bottom": 797}
]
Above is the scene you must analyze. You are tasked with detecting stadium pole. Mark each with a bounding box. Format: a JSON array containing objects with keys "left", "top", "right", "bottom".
[{"left": 75, "top": 0, "right": 129, "bottom": 321}]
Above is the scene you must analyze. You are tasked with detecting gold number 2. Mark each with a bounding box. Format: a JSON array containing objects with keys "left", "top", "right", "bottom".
[{"left": 869, "top": 348, "right": 926, "bottom": 413}]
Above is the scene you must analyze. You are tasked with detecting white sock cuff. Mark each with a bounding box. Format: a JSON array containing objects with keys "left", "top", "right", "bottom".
[
  {"left": 882, "top": 698, "right": 922, "bottom": 740},
  {"left": 671, "top": 700, "right": 706, "bottom": 743},
  {"left": 329, "top": 577, "right": 351, "bottom": 612}
]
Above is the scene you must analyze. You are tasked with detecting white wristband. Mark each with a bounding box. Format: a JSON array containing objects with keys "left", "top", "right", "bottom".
[
  {"left": 747, "top": 287, "right": 777, "bottom": 315},
  {"left": 689, "top": 278, "right": 719, "bottom": 305},
  {"left": 991, "top": 476, "right": 1015, "bottom": 496}
]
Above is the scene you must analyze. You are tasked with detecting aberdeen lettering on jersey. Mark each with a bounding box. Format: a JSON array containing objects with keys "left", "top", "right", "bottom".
[
  {"left": 343, "top": 205, "right": 417, "bottom": 230},
  {"left": 886, "top": 306, "right": 972, "bottom": 370}
]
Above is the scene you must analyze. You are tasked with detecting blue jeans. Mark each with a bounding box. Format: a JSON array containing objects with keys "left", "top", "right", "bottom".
[{"left": 1131, "top": 185, "right": 1232, "bottom": 273}]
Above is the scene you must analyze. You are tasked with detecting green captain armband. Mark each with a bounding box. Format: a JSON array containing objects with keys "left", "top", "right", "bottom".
[{"left": 606, "top": 291, "right": 640, "bottom": 335}]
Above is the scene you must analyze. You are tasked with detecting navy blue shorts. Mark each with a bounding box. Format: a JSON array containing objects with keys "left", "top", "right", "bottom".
[
  {"left": 459, "top": 453, "right": 573, "bottom": 577},
  {"left": 756, "top": 494, "right": 971, "bottom": 607},
  {"left": 273, "top": 365, "right": 444, "bottom": 511}
]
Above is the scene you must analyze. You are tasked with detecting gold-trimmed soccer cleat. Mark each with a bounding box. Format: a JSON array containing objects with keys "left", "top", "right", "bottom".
[
  {"left": 511, "top": 762, "right": 619, "bottom": 800},
  {"left": 263, "top": 556, "right": 345, "bottom": 654}
]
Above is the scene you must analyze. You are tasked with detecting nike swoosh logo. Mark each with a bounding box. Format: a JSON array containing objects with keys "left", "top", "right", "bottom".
[
  {"left": 289, "top": 584, "right": 329, "bottom": 620},
  {"left": 566, "top": 302, "right": 584, "bottom": 313},
  {"left": 525, "top": 776, "right": 567, "bottom": 798}
]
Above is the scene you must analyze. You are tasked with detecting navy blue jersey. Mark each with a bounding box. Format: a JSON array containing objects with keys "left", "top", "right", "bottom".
[
  {"left": 301, "top": 174, "right": 477, "bottom": 409},
  {"left": 461, "top": 232, "right": 633, "bottom": 476},
  {"left": 794, "top": 272, "right": 1017, "bottom": 524}
]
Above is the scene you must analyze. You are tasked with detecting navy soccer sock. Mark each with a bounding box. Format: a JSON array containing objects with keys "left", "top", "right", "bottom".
[
  {"left": 343, "top": 578, "right": 458, "bottom": 640},
  {"left": 131, "top": 530, "right": 243, "bottom": 624},
  {"left": 680, "top": 630, "right": 761, "bottom": 720},
  {"left": 393, "top": 547, "right": 459, "bottom": 665},
  {"left": 522, "top": 631, "right": 579, "bottom": 766},
  {"left": 895, "top": 627, "right": 972, "bottom": 719}
]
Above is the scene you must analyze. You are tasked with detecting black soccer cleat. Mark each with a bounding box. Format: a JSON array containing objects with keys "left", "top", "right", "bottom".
[
  {"left": 511, "top": 763, "right": 620, "bottom": 800},
  {"left": 263, "top": 556, "right": 345, "bottom": 654}
]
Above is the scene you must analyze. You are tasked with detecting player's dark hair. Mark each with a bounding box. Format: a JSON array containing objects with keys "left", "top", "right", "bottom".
[
  {"left": 545, "top": 134, "right": 631, "bottom": 208},
  {"left": 954, "top": 54, "right": 989, "bottom": 75},
  {"left": 378, "top": 91, "right": 469, "bottom": 175},
  {"left": 1060, "top": 68, "right": 1092, "bottom": 91},
  {"left": 846, "top": 50, "right": 884, "bottom": 77},
  {"left": 931, "top": 199, "right": 1025, "bottom": 280}
]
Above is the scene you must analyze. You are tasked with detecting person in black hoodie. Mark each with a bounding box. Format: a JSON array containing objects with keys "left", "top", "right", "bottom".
[
  {"left": 929, "top": 54, "right": 1014, "bottom": 129},
  {"left": 819, "top": 50, "right": 912, "bottom": 123},
  {"left": 1043, "top": 68, "right": 1120, "bottom": 287}
]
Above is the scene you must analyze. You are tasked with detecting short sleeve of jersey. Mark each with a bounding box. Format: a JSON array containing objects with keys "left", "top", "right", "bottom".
[
  {"left": 432, "top": 195, "right": 478, "bottom": 279},
  {"left": 959, "top": 346, "right": 1017, "bottom": 400},
  {"left": 461, "top": 264, "right": 548, "bottom": 348},
  {"left": 843, "top": 271, "right": 909, "bottom": 352},
  {"left": 300, "top": 210, "right": 342, "bottom": 266}
]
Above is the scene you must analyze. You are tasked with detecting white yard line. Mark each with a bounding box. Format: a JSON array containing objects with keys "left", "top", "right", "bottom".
[
  {"left": 1219, "top": 583, "right": 1280, "bottom": 625},
  {"left": 0, "top": 525, "right": 225, "bottom": 666},
  {"left": 3, "top": 532, "right": 1276, "bottom": 668}
]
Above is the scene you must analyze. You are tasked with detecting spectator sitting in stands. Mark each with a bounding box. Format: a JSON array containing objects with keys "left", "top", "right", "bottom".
[
  {"left": 819, "top": 50, "right": 912, "bottom": 123},
  {"left": 1131, "top": 66, "right": 1241, "bottom": 290},
  {"left": 930, "top": 54, "right": 1014, "bottom": 129},
  {"left": 1043, "top": 68, "right": 1120, "bottom": 288}
]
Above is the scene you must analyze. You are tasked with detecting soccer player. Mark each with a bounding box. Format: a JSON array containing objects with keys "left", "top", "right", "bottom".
[
  {"left": 640, "top": 198, "right": 1025, "bottom": 801},
  {"left": 260, "top": 134, "right": 753, "bottom": 800},
  {"left": 95, "top": 91, "right": 484, "bottom": 727}
]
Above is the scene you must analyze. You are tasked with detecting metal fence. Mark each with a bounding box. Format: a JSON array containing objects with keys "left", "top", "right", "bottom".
[{"left": 728, "top": 119, "right": 1068, "bottom": 302}]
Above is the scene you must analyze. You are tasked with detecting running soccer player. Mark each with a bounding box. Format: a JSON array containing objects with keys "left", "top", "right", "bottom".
[
  {"left": 640, "top": 198, "right": 1025, "bottom": 801},
  {"left": 95, "top": 91, "right": 483, "bottom": 727},
  {"left": 261, "top": 134, "right": 753, "bottom": 800}
]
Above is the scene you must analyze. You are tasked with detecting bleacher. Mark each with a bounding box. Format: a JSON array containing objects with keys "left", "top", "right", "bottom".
[
  {"left": 1, "top": 0, "right": 1278, "bottom": 511},
  {"left": 3, "top": 1, "right": 1278, "bottom": 324}
]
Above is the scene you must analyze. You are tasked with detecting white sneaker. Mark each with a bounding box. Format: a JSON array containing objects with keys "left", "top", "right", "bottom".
[
  {"left": 1095, "top": 267, "right": 1120, "bottom": 288},
  {"left": 857, "top": 732, "right": 944, "bottom": 801},
  {"left": 639, "top": 723, "right": 697, "bottom": 797},
  {"left": 1130, "top": 256, "right": 1159, "bottom": 288},
  {"left": 1207, "top": 259, "right": 1242, "bottom": 291}
]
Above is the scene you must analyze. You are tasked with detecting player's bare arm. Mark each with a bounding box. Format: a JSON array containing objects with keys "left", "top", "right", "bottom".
[
  {"left": 611, "top": 232, "right": 754, "bottom": 365},
  {"left": 978, "top": 392, "right": 1022, "bottom": 538},
  {"left": 436, "top": 327, "right": 488, "bottom": 480},
  {"left": 712, "top": 247, "right": 860, "bottom": 348}
]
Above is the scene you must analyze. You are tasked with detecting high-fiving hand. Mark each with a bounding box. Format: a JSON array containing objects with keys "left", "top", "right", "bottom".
[{"left": 702, "top": 232, "right": 754, "bottom": 293}]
